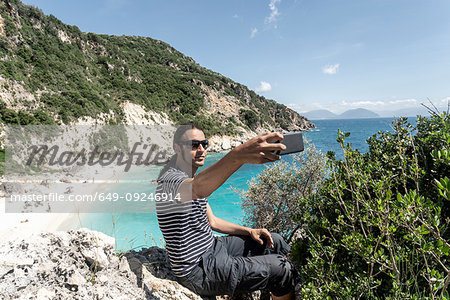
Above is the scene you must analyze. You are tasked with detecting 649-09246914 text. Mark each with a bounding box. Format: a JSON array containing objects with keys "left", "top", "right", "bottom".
[{"left": 9, "top": 192, "right": 181, "bottom": 203}]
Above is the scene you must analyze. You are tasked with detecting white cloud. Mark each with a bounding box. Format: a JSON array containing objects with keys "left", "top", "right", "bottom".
[
  {"left": 265, "top": 0, "right": 281, "bottom": 24},
  {"left": 250, "top": 28, "right": 258, "bottom": 38},
  {"left": 287, "top": 103, "right": 320, "bottom": 113},
  {"left": 322, "top": 64, "right": 340, "bottom": 75},
  {"left": 233, "top": 14, "right": 239, "bottom": 19},
  {"left": 255, "top": 81, "right": 272, "bottom": 92},
  {"left": 436, "top": 97, "right": 449, "bottom": 106},
  {"left": 388, "top": 99, "right": 418, "bottom": 105}
]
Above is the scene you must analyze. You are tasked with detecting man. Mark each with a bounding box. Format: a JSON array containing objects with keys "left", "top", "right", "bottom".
[{"left": 156, "top": 124, "right": 295, "bottom": 299}]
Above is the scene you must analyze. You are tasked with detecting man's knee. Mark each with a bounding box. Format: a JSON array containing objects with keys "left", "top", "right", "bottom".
[
  {"left": 270, "top": 233, "right": 290, "bottom": 255},
  {"left": 232, "top": 254, "right": 293, "bottom": 296},
  {"left": 267, "top": 254, "right": 294, "bottom": 296}
]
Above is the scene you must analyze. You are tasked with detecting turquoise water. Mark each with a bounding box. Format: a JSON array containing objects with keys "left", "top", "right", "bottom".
[{"left": 82, "top": 117, "right": 414, "bottom": 250}]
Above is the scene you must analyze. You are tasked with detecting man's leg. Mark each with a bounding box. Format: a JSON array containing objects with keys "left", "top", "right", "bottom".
[
  {"left": 231, "top": 252, "right": 295, "bottom": 298},
  {"left": 217, "top": 233, "right": 294, "bottom": 297},
  {"left": 189, "top": 236, "right": 295, "bottom": 297}
]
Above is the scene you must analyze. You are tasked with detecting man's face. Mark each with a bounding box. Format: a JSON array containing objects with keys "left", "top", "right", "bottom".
[{"left": 178, "top": 128, "right": 207, "bottom": 169}]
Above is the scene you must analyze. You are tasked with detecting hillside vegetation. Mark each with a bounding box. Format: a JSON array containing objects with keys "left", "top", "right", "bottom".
[{"left": 0, "top": 0, "right": 312, "bottom": 136}]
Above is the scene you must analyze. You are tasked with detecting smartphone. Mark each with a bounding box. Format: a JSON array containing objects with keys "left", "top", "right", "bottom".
[{"left": 272, "top": 132, "right": 304, "bottom": 155}]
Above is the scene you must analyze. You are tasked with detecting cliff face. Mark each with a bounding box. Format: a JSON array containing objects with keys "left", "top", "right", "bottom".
[
  {"left": 198, "top": 80, "right": 313, "bottom": 133},
  {"left": 0, "top": 0, "right": 314, "bottom": 138}
]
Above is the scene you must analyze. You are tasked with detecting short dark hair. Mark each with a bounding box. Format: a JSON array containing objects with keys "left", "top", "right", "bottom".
[{"left": 173, "top": 122, "right": 204, "bottom": 146}]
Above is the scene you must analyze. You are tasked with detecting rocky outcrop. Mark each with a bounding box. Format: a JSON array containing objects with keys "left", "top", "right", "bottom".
[
  {"left": 119, "top": 101, "right": 172, "bottom": 126},
  {"left": 208, "top": 133, "right": 255, "bottom": 152},
  {"left": 0, "top": 229, "right": 200, "bottom": 299},
  {"left": 0, "top": 14, "right": 6, "bottom": 37},
  {"left": 124, "top": 247, "right": 270, "bottom": 300},
  {"left": 0, "top": 229, "right": 271, "bottom": 299},
  {"left": 124, "top": 247, "right": 203, "bottom": 300},
  {"left": 0, "top": 76, "right": 41, "bottom": 111}
]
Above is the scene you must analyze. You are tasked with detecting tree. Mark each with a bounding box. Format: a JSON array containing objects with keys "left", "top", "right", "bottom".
[{"left": 240, "top": 142, "right": 327, "bottom": 243}]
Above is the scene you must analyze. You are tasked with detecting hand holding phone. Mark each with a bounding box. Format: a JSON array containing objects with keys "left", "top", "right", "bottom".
[{"left": 272, "top": 132, "right": 304, "bottom": 155}]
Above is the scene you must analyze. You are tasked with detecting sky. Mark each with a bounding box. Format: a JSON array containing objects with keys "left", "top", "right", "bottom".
[{"left": 21, "top": 0, "right": 450, "bottom": 115}]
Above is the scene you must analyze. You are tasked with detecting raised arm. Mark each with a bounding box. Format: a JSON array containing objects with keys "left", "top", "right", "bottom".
[{"left": 177, "top": 132, "right": 285, "bottom": 202}]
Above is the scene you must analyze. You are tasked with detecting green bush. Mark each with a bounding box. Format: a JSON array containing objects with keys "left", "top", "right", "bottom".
[
  {"left": 240, "top": 142, "right": 327, "bottom": 243},
  {"left": 239, "top": 109, "right": 259, "bottom": 130},
  {"left": 300, "top": 112, "right": 449, "bottom": 298},
  {"left": 241, "top": 111, "right": 450, "bottom": 299},
  {"left": 4, "top": 15, "right": 18, "bottom": 36}
]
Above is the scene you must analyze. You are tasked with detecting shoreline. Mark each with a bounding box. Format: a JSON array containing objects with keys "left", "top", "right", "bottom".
[
  {"left": 0, "top": 209, "right": 81, "bottom": 243},
  {"left": 0, "top": 164, "right": 125, "bottom": 244}
]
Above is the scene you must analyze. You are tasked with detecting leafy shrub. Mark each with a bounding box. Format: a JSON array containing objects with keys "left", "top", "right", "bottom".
[
  {"left": 239, "top": 109, "right": 259, "bottom": 130},
  {"left": 241, "top": 111, "right": 450, "bottom": 299},
  {"left": 3, "top": 15, "right": 18, "bottom": 36},
  {"left": 240, "top": 142, "right": 327, "bottom": 243},
  {"left": 300, "top": 112, "right": 450, "bottom": 298}
]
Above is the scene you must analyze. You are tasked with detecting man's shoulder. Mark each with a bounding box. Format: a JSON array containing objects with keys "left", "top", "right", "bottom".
[{"left": 158, "top": 167, "right": 189, "bottom": 183}]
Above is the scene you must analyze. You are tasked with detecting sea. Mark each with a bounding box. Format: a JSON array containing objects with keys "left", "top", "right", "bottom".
[{"left": 82, "top": 117, "right": 416, "bottom": 250}]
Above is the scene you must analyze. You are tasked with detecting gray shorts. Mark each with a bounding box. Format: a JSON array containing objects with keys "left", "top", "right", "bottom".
[{"left": 175, "top": 233, "right": 294, "bottom": 297}]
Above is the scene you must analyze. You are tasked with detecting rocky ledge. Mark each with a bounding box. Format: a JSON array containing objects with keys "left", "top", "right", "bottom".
[{"left": 0, "top": 229, "right": 271, "bottom": 300}]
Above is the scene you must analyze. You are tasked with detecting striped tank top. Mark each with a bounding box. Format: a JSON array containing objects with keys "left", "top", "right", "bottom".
[{"left": 155, "top": 167, "right": 214, "bottom": 277}]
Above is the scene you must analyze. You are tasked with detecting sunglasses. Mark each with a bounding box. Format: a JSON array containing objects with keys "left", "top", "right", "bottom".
[{"left": 180, "top": 139, "right": 209, "bottom": 150}]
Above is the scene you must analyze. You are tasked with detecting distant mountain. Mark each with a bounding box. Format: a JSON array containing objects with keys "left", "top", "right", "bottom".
[
  {"left": 340, "top": 108, "right": 379, "bottom": 119},
  {"left": 304, "top": 108, "right": 380, "bottom": 120},
  {"left": 302, "top": 109, "right": 338, "bottom": 120}
]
